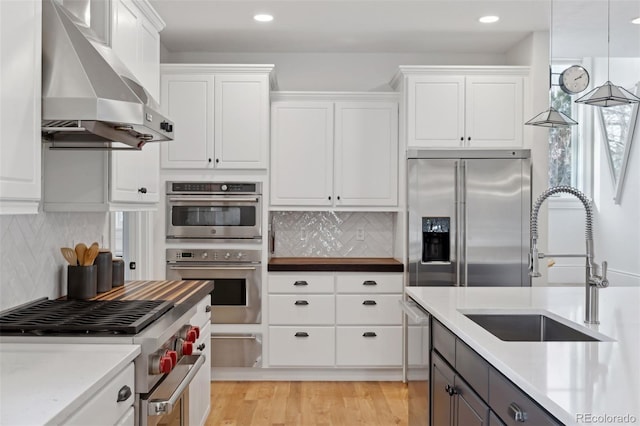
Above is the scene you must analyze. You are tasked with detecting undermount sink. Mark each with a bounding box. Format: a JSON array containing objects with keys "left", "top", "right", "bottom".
[{"left": 463, "top": 313, "right": 602, "bottom": 342}]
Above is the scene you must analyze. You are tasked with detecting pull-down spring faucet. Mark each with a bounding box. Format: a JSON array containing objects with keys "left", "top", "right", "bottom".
[{"left": 529, "top": 186, "right": 609, "bottom": 324}]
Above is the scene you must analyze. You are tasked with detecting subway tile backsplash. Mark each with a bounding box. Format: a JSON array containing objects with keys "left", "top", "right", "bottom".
[
  {"left": 270, "top": 211, "right": 395, "bottom": 258},
  {"left": 0, "top": 212, "right": 107, "bottom": 311}
]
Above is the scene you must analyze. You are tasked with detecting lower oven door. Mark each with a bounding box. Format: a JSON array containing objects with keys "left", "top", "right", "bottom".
[
  {"left": 140, "top": 355, "right": 206, "bottom": 426},
  {"left": 165, "top": 262, "right": 261, "bottom": 324}
]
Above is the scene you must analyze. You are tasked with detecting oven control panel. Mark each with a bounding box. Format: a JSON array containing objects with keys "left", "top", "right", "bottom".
[
  {"left": 167, "top": 181, "right": 262, "bottom": 194},
  {"left": 166, "top": 249, "right": 261, "bottom": 264}
]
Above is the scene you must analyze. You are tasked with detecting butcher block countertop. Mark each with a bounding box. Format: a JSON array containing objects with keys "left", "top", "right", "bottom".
[
  {"left": 90, "top": 280, "right": 214, "bottom": 306},
  {"left": 268, "top": 257, "right": 404, "bottom": 272}
]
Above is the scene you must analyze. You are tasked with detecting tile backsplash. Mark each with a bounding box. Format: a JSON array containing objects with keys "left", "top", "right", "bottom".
[
  {"left": 0, "top": 212, "right": 108, "bottom": 311},
  {"left": 270, "top": 211, "right": 395, "bottom": 258}
]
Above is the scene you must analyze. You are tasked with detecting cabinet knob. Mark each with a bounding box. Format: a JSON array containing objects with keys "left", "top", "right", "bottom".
[
  {"left": 508, "top": 402, "right": 528, "bottom": 422},
  {"left": 460, "top": 136, "right": 464, "bottom": 141},
  {"left": 208, "top": 158, "right": 212, "bottom": 163},
  {"left": 337, "top": 196, "right": 341, "bottom": 201},
  {"left": 197, "top": 343, "right": 206, "bottom": 351},
  {"left": 205, "top": 305, "right": 212, "bottom": 313},
  {"left": 215, "top": 158, "right": 220, "bottom": 164},
  {"left": 467, "top": 136, "right": 471, "bottom": 141},
  {"left": 138, "top": 187, "right": 147, "bottom": 194},
  {"left": 116, "top": 385, "right": 132, "bottom": 402},
  {"left": 328, "top": 196, "right": 332, "bottom": 201},
  {"left": 445, "top": 384, "right": 457, "bottom": 396}
]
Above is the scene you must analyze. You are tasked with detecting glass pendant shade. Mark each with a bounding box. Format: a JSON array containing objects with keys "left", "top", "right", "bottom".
[
  {"left": 575, "top": 81, "right": 640, "bottom": 107},
  {"left": 525, "top": 107, "right": 578, "bottom": 127}
]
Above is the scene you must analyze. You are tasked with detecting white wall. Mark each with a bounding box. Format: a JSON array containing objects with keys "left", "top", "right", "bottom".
[{"left": 162, "top": 51, "right": 506, "bottom": 91}]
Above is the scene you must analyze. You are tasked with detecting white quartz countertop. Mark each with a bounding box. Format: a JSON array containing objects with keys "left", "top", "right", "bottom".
[
  {"left": 0, "top": 343, "right": 140, "bottom": 425},
  {"left": 405, "top": 286, "right": 640, "bottom": 426}
]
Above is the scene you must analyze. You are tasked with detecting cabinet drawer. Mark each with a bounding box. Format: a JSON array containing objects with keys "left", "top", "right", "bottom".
[
  {"left": 336, "top": 273, "right": 403, "bottom": 293},
  {"left": 268, "top": 273, "right": 334, "bottom": 293},
  {"left": 489, "top": 368, "right": 561, "bottom": 426},
  {"left": 336, "top": 294, "right": 402, "bottom": 325},
  {"left": 63, "top": 363, "right": 134, "bottom": 426},
  {"left": 456, "top": 339, "right": 489, "bottom": 401},
  {"left": 269, "top": 326, "right": 335, "bottom": 366},
  {"left": 432, "top": 318, "right": 456, "bottom": 366},
  {"left": 269, "top": 295, "right": 335, "bottom": 325},
  {"left": 336, "top": 326, "right": 402, "bottom": 366}
]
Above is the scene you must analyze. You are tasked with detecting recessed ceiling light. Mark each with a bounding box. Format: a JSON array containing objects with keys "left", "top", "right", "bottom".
[
  {"left": 479, "top": 15, "right": 500, "bottom": 24},
  {"left": 253, "top": 14, "right": 273, "bottom": 23},
  {"left": 632, "top": 17, "right": 640, "bottom": 25}
]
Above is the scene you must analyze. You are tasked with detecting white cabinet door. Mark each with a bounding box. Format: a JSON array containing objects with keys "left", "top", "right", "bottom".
[
  {"left": 407, "top": 75, "right": 465, "bottom": 148},
  {"left": 111, "top": 143, "right": 160, "bottom": 203},
  {"left": 111, "top": 0, "right": 140, "bottom": 76},
  {"left": 0, "top": 0, "right": 41, "bottom": 214},
  {"left": 214, "top": 74, "right": 269, "bottom": 169},
  {"left": 334, "top": 101, "right": 398, "bottom": 206},
  {"left": 269, "top": 326, "right": 335, "bottom": 367},
  {"left": 336, "top": 326, "right": 402, "bottom": 367},
  {"left": 465, "top": 76, "right": 523, "bottom": 147},
  {"left": 139, "top": 18, "right": 160, "bottom": 101},
  {"left": 160, "top": 74, "right": 214, "bottom": 168},
  {"left": 189, "top": 321, "right": 211, "bottom": 426},
  {"left": 269, "top": 295, "right": 335, "bottom": 325},
  {"left": 270, "top": 102, "right": 334, "bottom": 206}
]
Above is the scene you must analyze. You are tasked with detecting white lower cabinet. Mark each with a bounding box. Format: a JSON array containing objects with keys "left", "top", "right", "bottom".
[
  {"left": 114, "top": 407, "right": 135, "bottom": 426},
  {"left": 336, "top": 326, "right": 402, "bottom": 367},
  {"left": 267, "top": 271, "right": 403, "bottom": 368},
  {"left": 63, "top": 363, "right": 135, "bottom": 425},
  {"left": 269, "top": 326, "right": 336, "bottom": 367},
  {"left": 189, "top": 296, "right": 212, "bottom": 426}
]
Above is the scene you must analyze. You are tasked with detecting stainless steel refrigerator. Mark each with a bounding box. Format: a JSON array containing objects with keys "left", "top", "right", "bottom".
[
  {"left": 408, "top": 149, "right": 532, "bottom": 288},
  {"left": 404, "top": 149, "right": 531, "bottom": 426}
]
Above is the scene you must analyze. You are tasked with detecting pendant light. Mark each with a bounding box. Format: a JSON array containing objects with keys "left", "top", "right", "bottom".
[
  {"left": 575, "top": 0, "right": 640, "bottom": 107},
  {"left": 525, "top": 0, "right": 578, "bottom": 127}
]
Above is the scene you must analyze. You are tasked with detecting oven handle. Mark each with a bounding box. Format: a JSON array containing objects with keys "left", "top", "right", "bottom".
[
  {"left": 147, "top": 354, "right": 206, "bottom": 416},
  {"left": 168, "top": 265, "right": 258, "bottom": 271},
  {"left": 167, "top": 197, "right": 259, "bottom": 203}
]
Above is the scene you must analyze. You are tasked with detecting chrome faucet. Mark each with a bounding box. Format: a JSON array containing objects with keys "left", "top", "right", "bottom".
[{"left": 529, "top": 186, "right": 609, "bottom": 324}]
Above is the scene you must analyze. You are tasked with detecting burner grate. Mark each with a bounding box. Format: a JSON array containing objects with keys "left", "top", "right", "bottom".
[{"left": 0, "top": 299, "right": 174, "bottom": 334}]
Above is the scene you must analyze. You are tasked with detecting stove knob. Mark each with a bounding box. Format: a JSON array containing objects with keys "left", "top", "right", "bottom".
[
  {"left": 186, "top": 329, "right": 198, "bottom": 343},
  {"left": 165, "top": 350, "right": 178, "bottom": 368},
  {"left": 221, "top": 184, "right": 228, "bottom": 191},
  {"left": 189, "top": 326, "right": 200, "bottom": 339},
  {"left": 159, "top": 356, "right": 173, "bottom": 374},
  {"left": 224, "top": 252, "right": 231, "bottom": 260},
  {"left": 201, "top": 252, "right": 208, "bottom": 259},
  {"left": 236, "top": 252, "right": 244, "bottom": 259},
  {"left": 182, "top": 341, "right": 193, "bottom": 356}
]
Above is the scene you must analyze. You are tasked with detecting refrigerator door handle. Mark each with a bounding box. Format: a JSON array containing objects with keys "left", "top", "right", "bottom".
[
  {"left": 461, "top": 160, "right": 468, "bottom": 287},
  {"left": 454, "top": 161, "right": 461, "bottom": 286}
]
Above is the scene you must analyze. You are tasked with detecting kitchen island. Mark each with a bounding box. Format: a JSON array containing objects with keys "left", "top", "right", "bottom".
[{"left": 406, "top": 286, "right": 640, "bottom": 425}]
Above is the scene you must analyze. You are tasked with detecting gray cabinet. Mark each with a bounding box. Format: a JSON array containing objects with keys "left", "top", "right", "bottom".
[{"left": 430, "top": 318, "right": 561, "bottom": 426}]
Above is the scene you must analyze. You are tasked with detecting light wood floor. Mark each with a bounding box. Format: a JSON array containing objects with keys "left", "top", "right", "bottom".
[{"left": 207, "top": 381, "right": 409, "bottom": 426}]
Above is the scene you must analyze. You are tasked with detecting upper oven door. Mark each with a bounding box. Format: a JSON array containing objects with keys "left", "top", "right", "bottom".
[{"left": 166, "top": 195, "right": 262, "bottom": 240}]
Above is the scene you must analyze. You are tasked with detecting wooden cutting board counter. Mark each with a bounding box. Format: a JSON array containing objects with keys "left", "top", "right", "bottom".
[
  {"left": 268, "top": 257, "right": 404, "bottom": 272},
  {"left": 90, "top": 280, "right": 213, "bottom": 307}
]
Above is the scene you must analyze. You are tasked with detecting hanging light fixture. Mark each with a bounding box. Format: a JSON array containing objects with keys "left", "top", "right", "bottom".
[
  {"left": 575, "top": 0, "right": 640, "bottom": 107},
  {"left": 525, "top": 0, "right": 578, "bottom": 127}
]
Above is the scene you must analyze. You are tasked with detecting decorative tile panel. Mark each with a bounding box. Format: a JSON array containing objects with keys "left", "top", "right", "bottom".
[
  {"left": 270, "top": 211, "right": 395, "bottom": 258},
  {"left": 0, "top": 212, "right": 107, "bottom": 311}
]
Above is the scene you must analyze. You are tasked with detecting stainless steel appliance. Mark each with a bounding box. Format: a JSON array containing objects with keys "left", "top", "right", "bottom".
[
  {"left": 405, "top": 149, "right": 532, "bottom": 425},
  {"left": 41, "top": 0, "right": 174, "bottom": 150},
  {"left": 210, "top": 334, "right": 263, "bottom": 368},
  {"left": 408, "top": 149, "right": 532, "bottom": 288},
  {"left": 0, "top": 297, "right": 208, "bottom": 426},
  {"left": 166, "top": 249, "right": 262, "bottom": 324},
  {"left": 166, "top": 182, "right": 262, "bottom": 242}
]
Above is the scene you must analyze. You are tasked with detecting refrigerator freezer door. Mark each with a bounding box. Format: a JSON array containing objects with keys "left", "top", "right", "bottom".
[
  {"left": 464, "top": 158, "right": 530, "bottom": 286},
  {"left": 408, "top": 158, "right": 459, "bottom": 286}
]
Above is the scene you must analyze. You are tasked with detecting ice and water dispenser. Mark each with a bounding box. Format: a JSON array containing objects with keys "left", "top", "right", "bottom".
[{"left": 422, "top": 217, "right": 450, "bottom": 262}]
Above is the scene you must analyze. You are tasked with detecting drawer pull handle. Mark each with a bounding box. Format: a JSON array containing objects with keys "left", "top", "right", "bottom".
[
  {"left": 362, "top": 332, "right": 377, "bottom": 337},
  {"left": 205, "top": 305, "right": 211, "bottom": 313},
  {"left": 294, "top": 280, "right": 308, "bottom": 286},
  {"left": 362, "top": 300, "right": 377, "bottom": 306},
  {"left": 294, "top": 300, "right": 309, "bottom": 306},
  {"left": 508, "top": 402, "right": 528, "bottom": 422},
  {"left": 363, "top": 280, "right": 377, "bottom": 286},
  {"left": 117, "top": 385, "right": 132, "bottom": 402},
  {"left": 294, "top": 332, "right": 309, "bottom": 337}
]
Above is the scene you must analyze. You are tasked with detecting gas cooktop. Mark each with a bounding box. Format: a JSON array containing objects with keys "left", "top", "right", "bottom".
[{"left": 0, "top": 298, "right": 174, "bottom": 335}]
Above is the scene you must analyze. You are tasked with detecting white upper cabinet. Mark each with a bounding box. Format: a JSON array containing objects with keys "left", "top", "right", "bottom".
[
  {"left": 270, "top": 93, "right": 399, "bottom": 209},
  {"left": 394, "top": 67, "right": 529, "bottom": 149},
  {"left": 110, "top": 143, "right": 160, "bottom": 203},
  {"left": 160, "top": 65, "right": 274, "bottom": 170},
  {"left": 0, "top": 0, "right": 41, "bottom": 215}
]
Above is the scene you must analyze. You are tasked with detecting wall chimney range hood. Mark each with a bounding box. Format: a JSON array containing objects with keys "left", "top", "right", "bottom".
[{"left": 41, "top": 0, "right": 174, "bottom": 150}]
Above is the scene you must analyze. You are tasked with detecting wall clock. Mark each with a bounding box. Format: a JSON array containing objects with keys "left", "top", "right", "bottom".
[{"left": 559, "top": 65, "right": 590, "bottom": 95}]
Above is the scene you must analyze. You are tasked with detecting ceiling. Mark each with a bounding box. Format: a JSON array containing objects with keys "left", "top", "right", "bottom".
[{"left": 149, "top": 0, "right": 640, "bottom": 58}]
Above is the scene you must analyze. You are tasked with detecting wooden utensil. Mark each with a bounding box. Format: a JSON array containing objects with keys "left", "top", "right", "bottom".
[
  {"left": 75, "top": 243, "right": 87, "bottom": 266},
  {"left": 83, "top": 244, "right": 100, "bottom": 266},
  {"left": 60, "top": 247, "right": 78, "bottom": 265}
]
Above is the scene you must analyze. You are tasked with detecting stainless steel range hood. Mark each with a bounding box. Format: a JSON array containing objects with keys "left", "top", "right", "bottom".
[{"left": 41, "top": 0, "right": 174, "bottom": 150}]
